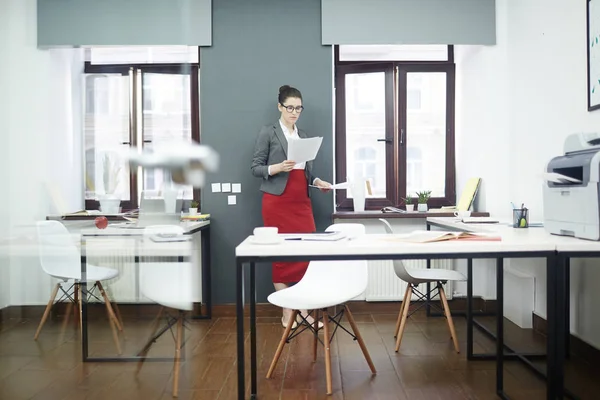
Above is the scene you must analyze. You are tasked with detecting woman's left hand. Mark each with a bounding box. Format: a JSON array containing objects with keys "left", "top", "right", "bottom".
[{"left": 314, "top": 179, "right": 332, "bottom": 192}]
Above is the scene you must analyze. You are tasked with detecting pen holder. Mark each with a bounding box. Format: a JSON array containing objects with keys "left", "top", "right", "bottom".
[{"left": 512, "top": 208, "right": 529, "bottom": 228}]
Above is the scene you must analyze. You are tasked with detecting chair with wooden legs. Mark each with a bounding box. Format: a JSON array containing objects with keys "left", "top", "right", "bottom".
[
  {"left": 34, "top": 220, "right": 123, "bottom": 354},
  {"left": 135, "top": 225, "right": 193, "bottom": 398},
  {"left": 266, "top": 223, "right": 376, "bottom": 396},
  {"left": 379, "top": 218, "right": 465, "bottom": 353}
]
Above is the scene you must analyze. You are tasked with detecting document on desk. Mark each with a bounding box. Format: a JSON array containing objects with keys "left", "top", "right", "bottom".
[
  {"left": 288, "top": 137, "right": 323, "bottom": 164},
  {"left": 281, "top": 232, "right": 346, "bottom": 241}
]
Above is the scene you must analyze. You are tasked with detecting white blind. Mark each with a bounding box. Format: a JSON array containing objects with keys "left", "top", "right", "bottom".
[{"left": 322, "top": 0, "right": 496, "bottom": 45}]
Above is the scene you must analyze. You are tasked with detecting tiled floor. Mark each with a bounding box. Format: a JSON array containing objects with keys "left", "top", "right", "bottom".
[{"left": 0, "top": 306, "right": 598, "bottom": 399}]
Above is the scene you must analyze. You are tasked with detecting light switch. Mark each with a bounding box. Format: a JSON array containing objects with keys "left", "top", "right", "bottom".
[
  {"left": 228, "top": 195, "right": 236, "bottom": 205},
  {"left": 211, "top": 183, "right": 221, "bottom": 193},
  {"left": 222, "top": 183, "right": 231, "bottom": 192},
  {"left": 232, "top": 183, "right": 242, "bottom": 193}
]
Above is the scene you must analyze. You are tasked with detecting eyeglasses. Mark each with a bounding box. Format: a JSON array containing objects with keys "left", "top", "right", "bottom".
[{"left": 280, "top": 103, "right": 304, "bottom": 113}]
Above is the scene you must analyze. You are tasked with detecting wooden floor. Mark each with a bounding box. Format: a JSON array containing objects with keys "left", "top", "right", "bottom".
[{"left": 0, "top": 306, "right": 598, "bottom": 400}]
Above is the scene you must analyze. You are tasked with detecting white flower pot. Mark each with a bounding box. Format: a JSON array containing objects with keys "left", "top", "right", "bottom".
[
  {"left": 406, "top": 204, "right": 415, "bottom": 212},
  {"left": 189, "top": 208, "right": 198, "bottom": 215},
  {"left": 99, "top": 195, "right": 120, "bottom": 214},
  {"left": 417, "top": 203, "right": 428, "bottom": 212}
]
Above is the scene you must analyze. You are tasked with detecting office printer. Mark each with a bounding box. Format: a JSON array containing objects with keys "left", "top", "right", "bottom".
[{"left": 543, "top": 132, "right": 600, "bottom": 240}]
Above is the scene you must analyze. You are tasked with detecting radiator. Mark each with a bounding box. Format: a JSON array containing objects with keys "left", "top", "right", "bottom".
[
  {"left": 365, "top": 259, "right": 454, "bottom": 302},
  {"left": 84, "top": 234, "right": 203, "bottom": 304}
]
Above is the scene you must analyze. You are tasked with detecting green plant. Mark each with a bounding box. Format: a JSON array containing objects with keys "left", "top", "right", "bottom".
[
  {"left": 416, "top": 190, "right": 432, "bottom": 204},
  {"left": 190, "top": 200, "right": 199, "bottom": 208},
  {"left": 402, "top": 195, "right": 414, "bottom": 205},
  {"left": 102, "top": 153, "right": 122, "bottom": 195}
]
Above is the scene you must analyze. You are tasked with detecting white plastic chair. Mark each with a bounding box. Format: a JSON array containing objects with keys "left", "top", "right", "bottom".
[
  {"left": 34, "top": 220, "right": 123, "bottom": 353},
  {"left": 136, "top": 225, "right": 193, "bottom": 398},
  {"left": 379, "top": 218, "right": 464, "bottom": 353},
  {"left": 266, "top": 223, "right": 376, "bottom": 395}
]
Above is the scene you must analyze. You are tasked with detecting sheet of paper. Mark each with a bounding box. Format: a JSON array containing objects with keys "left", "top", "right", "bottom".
[
  {"left": 541, "top": 172, "right": 582, "bottom": 183},
  {"left": 232, "top": 183, "right": 242, "bottom": 193},
  {"left": 211, "top": 183, "right": 221, "bottom": 193},
  {"left": 309, "top": 181, "right": 349, "bottom": 190},
  {"left": 287, "top": 137, "right": 323, "bottom": 164},
  {"left": 228, "top": 195, "right": 236, "bottom": 205},
  {"left": 222, "top": 183, "right": 231, "bottom": 192}
]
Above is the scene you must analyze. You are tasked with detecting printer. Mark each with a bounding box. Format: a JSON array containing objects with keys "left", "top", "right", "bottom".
[{"left": 543, "top": 132, "right": 600, "bottom": 240}]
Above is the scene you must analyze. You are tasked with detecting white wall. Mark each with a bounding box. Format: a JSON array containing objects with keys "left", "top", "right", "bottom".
[
  {"left": 457, "top": 0, "right": 600, "bottom": 349},
  {"left": 0, "top": 0, "right": 84, "bottom": 308}
]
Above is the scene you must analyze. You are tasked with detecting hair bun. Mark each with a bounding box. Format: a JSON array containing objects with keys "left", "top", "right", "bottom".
[{"left": 279, "top": 85, "right": 291, "bottom": 94}]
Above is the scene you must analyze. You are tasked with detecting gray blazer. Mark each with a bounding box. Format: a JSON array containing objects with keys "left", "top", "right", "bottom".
[{"left": 251, "top": 122, "right": 317, "bottom": 196}]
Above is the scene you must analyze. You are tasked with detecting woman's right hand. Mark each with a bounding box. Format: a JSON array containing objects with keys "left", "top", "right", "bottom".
[{"left": 272, "top": 160, "right": 296, "bottom": 174}]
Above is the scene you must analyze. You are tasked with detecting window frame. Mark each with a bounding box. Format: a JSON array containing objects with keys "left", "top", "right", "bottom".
[
  {"left": 334, "top": 45, "right": 456, "bottom": 210},
  {"left": 83, "top": 59, "right": 200, "bottom": 211}
]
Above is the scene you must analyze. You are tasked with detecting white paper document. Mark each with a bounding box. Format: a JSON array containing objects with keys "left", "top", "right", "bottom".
[
  {"left": 287, "top": 137, "right": 323, "bottom": 164},
  {"left": 541, "top": 172, "right": 582, "bottom": 183},
  {"left": 309, "top": 181, "right": 349, "bottom": 190}
]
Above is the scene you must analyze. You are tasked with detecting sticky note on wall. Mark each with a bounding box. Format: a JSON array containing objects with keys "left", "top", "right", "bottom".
[
  {"left": 232, "top": 183, "right": 241, "bottom": 193},
  {"left": 222, "top": 183, "right": 231, "bottom": 192},
  {"left": 228, "top": 195, "right": 236, "bottom": 205}
]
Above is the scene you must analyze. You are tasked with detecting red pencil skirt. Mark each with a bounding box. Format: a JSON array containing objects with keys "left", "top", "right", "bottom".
[{"left": 262, "top": 169, "right": 316, "bottom": 283}]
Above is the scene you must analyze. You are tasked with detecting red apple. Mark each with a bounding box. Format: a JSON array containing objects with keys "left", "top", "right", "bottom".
[{"left": 95, "top": 216, "right": 108, "bottom": 229}]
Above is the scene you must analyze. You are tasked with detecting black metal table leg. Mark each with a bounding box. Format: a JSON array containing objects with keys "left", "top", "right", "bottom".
[
  {"left": 564, "top": 257, "right": 570, "bottom": 360},
  {"left": 201, "top": 227, "right": 212, "bottom": 319},
  {"left": 496, "top": 257, "right": 506, "bottom": 398},
  {"left": 467, "top": 258, "right": 474, "bottom": 360},
  {"left": 80, "top": 237, "right": 89, "bottom": 362},
  {"left": 250, "top": 262, "right": 257, "bottom": 399},
  {"left": 555, "top": 255, "right": 567, "bottom": 399},
  {"left": 236, "top": 259, "right": 245, "bottom": 400},
  {"left": 546, "top": 253, "right": 558, "bottom": 400},
  {"left": 426, "top": 223, "right": 432, "bottom": 316}
]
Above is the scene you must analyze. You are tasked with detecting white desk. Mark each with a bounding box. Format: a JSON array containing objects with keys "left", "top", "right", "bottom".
[
  {"left": 78, "top": 220, "right": 211, "bottom": 362},
  {"left": 234, "top": 231, "right": 559, "bottom": 400}
]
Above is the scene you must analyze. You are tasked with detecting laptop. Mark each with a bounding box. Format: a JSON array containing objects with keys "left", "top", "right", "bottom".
[{"left": 114, "top": 192, "right": 182, "bottom": 229}]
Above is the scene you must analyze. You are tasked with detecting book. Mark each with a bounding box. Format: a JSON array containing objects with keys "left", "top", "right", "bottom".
[
  {"left": 181, "top": 214, "right": 210, "bottom": 221},
  {"left": 385, "top": 230, "right": 501, "bottom": 243}
]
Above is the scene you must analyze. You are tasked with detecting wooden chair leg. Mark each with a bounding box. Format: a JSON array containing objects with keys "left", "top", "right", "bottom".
[
  {"left": 99, "top": 287, "right": 122, "bottom": 355},
  {"left": 394, "top": 285, "right": 411, "bottom": 338},
  {"left": 395, "top": 285, "right": 413, "bottom": 352},
  {"left": 344, "top": 305, "right": 376, "bottom": 374},
  {"left": 73, "top": 283, "right": 79, "bottom": 322},
  {"left": 96, "top": 281, "right": 122, "bottom": 332},
  {"left": 78, "top": 284, "right": 83, "bottom": 339},
  {"left": 313, "top": 309, "right": 319, "bottom": 362},
  {"left": 439, "top": 284, "right": 460, "bottom": 353},
  {"left": 322, "top": 308, "right": 333, "bottom": 395},
  {"left": 266, "top": 309, "right": 298, "bottom": 379},
  {"left": 172, "top": 314, "right": 184, "bottom": 398},
  {"left": 34, "top": 283, "right": 61, "bottom": 340}
]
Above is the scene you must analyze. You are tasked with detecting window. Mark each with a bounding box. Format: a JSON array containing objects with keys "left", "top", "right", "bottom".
[
  {"left": 83, "top": 46, "right": 200, "bottom": 210},
  {"left": 335, "top": 45, "right": 456, "bottom": 210}
]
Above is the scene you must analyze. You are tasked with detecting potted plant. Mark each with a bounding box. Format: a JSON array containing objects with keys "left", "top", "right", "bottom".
[
  {"left": 402, "top": 195, "right": 415, "bottom": 212},
  {"left": 189, "top": 200, "right": 199, "bottom": 215},
  {"left": 416, "top": 190, "right": 432, "bottom": 212}
]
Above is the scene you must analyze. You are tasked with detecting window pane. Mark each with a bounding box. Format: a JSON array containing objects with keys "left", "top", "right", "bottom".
[
  {"left": 340, "top": 45, "right": 448, "bottom": 62},
  {"left": 345, "top": 72, "right": 387, "bottom": 198},
  {"left": 88, "top": 46, "right": 198, "bottom": 65},
  {"left": 84, "top": 74, "right": 131, "bottom": 201},
  {"left": 141, "top": 72, "right": 194, "bottom": 200},
  {"left": 405, "top": 72, "right": 446, "bottom": 197}
]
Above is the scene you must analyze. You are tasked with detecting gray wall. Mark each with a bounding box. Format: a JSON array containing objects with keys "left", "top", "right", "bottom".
[
  {"left": 322, "top": 0, "right": 496, "bottom": 45},
  {"left": 37, "top": 0, "right": 212, "bottom": 46},
  {"left": 200, "top": 0, "right": 333, "bottom": 304}
]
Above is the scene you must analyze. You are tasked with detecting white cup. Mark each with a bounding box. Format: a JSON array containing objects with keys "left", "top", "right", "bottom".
[
  {"left": 253, "top": 227, "right": 278, "bottom": 241},
  {"left": 454, "top": 210, "right": 472, "bottom": 219}
]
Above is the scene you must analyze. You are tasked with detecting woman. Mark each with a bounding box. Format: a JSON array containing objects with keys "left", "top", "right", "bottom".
[{"left": 251, "top": 85, "right": 331, "bottom": 329}]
